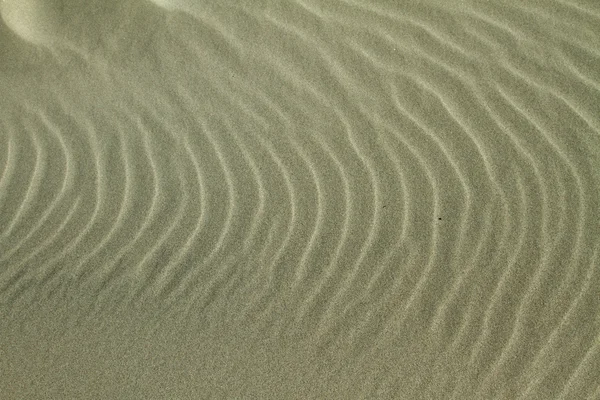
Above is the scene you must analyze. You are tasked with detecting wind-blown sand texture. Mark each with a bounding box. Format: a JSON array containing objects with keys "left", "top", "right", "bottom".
[{"left": 1, "top": 0, "right": 600, "bottom": 398}]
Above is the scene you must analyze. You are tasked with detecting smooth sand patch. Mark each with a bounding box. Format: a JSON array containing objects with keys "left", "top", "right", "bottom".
[{"left": 1, "top": 0, "right": 63, "bottom": 44}]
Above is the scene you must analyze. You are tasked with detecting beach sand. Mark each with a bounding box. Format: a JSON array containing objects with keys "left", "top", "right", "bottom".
[{"left": 1, "top": 0, "right": 599, "bottom": 398}]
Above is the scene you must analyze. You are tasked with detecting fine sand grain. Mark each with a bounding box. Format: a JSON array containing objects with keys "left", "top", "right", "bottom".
[{"left": 1, "top": 0, "right": 600, "bottom": 398}]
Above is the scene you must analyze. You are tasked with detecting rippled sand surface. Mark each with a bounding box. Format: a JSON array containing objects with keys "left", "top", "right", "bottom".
[{"left": 1, "top": 0, "right": 600, "bottom": 398}]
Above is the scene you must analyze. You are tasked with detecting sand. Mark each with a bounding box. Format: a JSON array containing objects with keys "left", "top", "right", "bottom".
[{"left": 1, "top": 0, "right": 599, "bottom": 398}]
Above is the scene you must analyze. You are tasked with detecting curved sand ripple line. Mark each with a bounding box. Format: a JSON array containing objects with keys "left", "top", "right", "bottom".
[
  {"left": 0, "top": 121, "right": 13, "bottom": 192},
  {"left": 473, "top": 83, "right": 591, "bottom": 396},
  {"left": 1, "top": 115, "right": 46, "bottom": 243},
  {"left": 0, "top": 110, "right": 75, "bottom": 266},
  {"left": 0, "top": 122, "right": 17, "bottom": 238},
  {"left": 1, "top": 0, "right": 600, "bottom": 397}
]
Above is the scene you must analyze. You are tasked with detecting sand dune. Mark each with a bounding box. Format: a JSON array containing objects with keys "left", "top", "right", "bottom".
[{"left": 1, "top": 0, "right": 599, "bottom": 398}]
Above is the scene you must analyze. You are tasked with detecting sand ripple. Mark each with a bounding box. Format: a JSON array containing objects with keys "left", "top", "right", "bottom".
[{"left": 1, "top": 0, "right": 599, "bottom": 398}]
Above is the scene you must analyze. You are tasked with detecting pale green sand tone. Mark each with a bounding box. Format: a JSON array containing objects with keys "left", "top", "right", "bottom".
[{"left": 1, "top": 0, "right": 599, "bottom": 398}]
